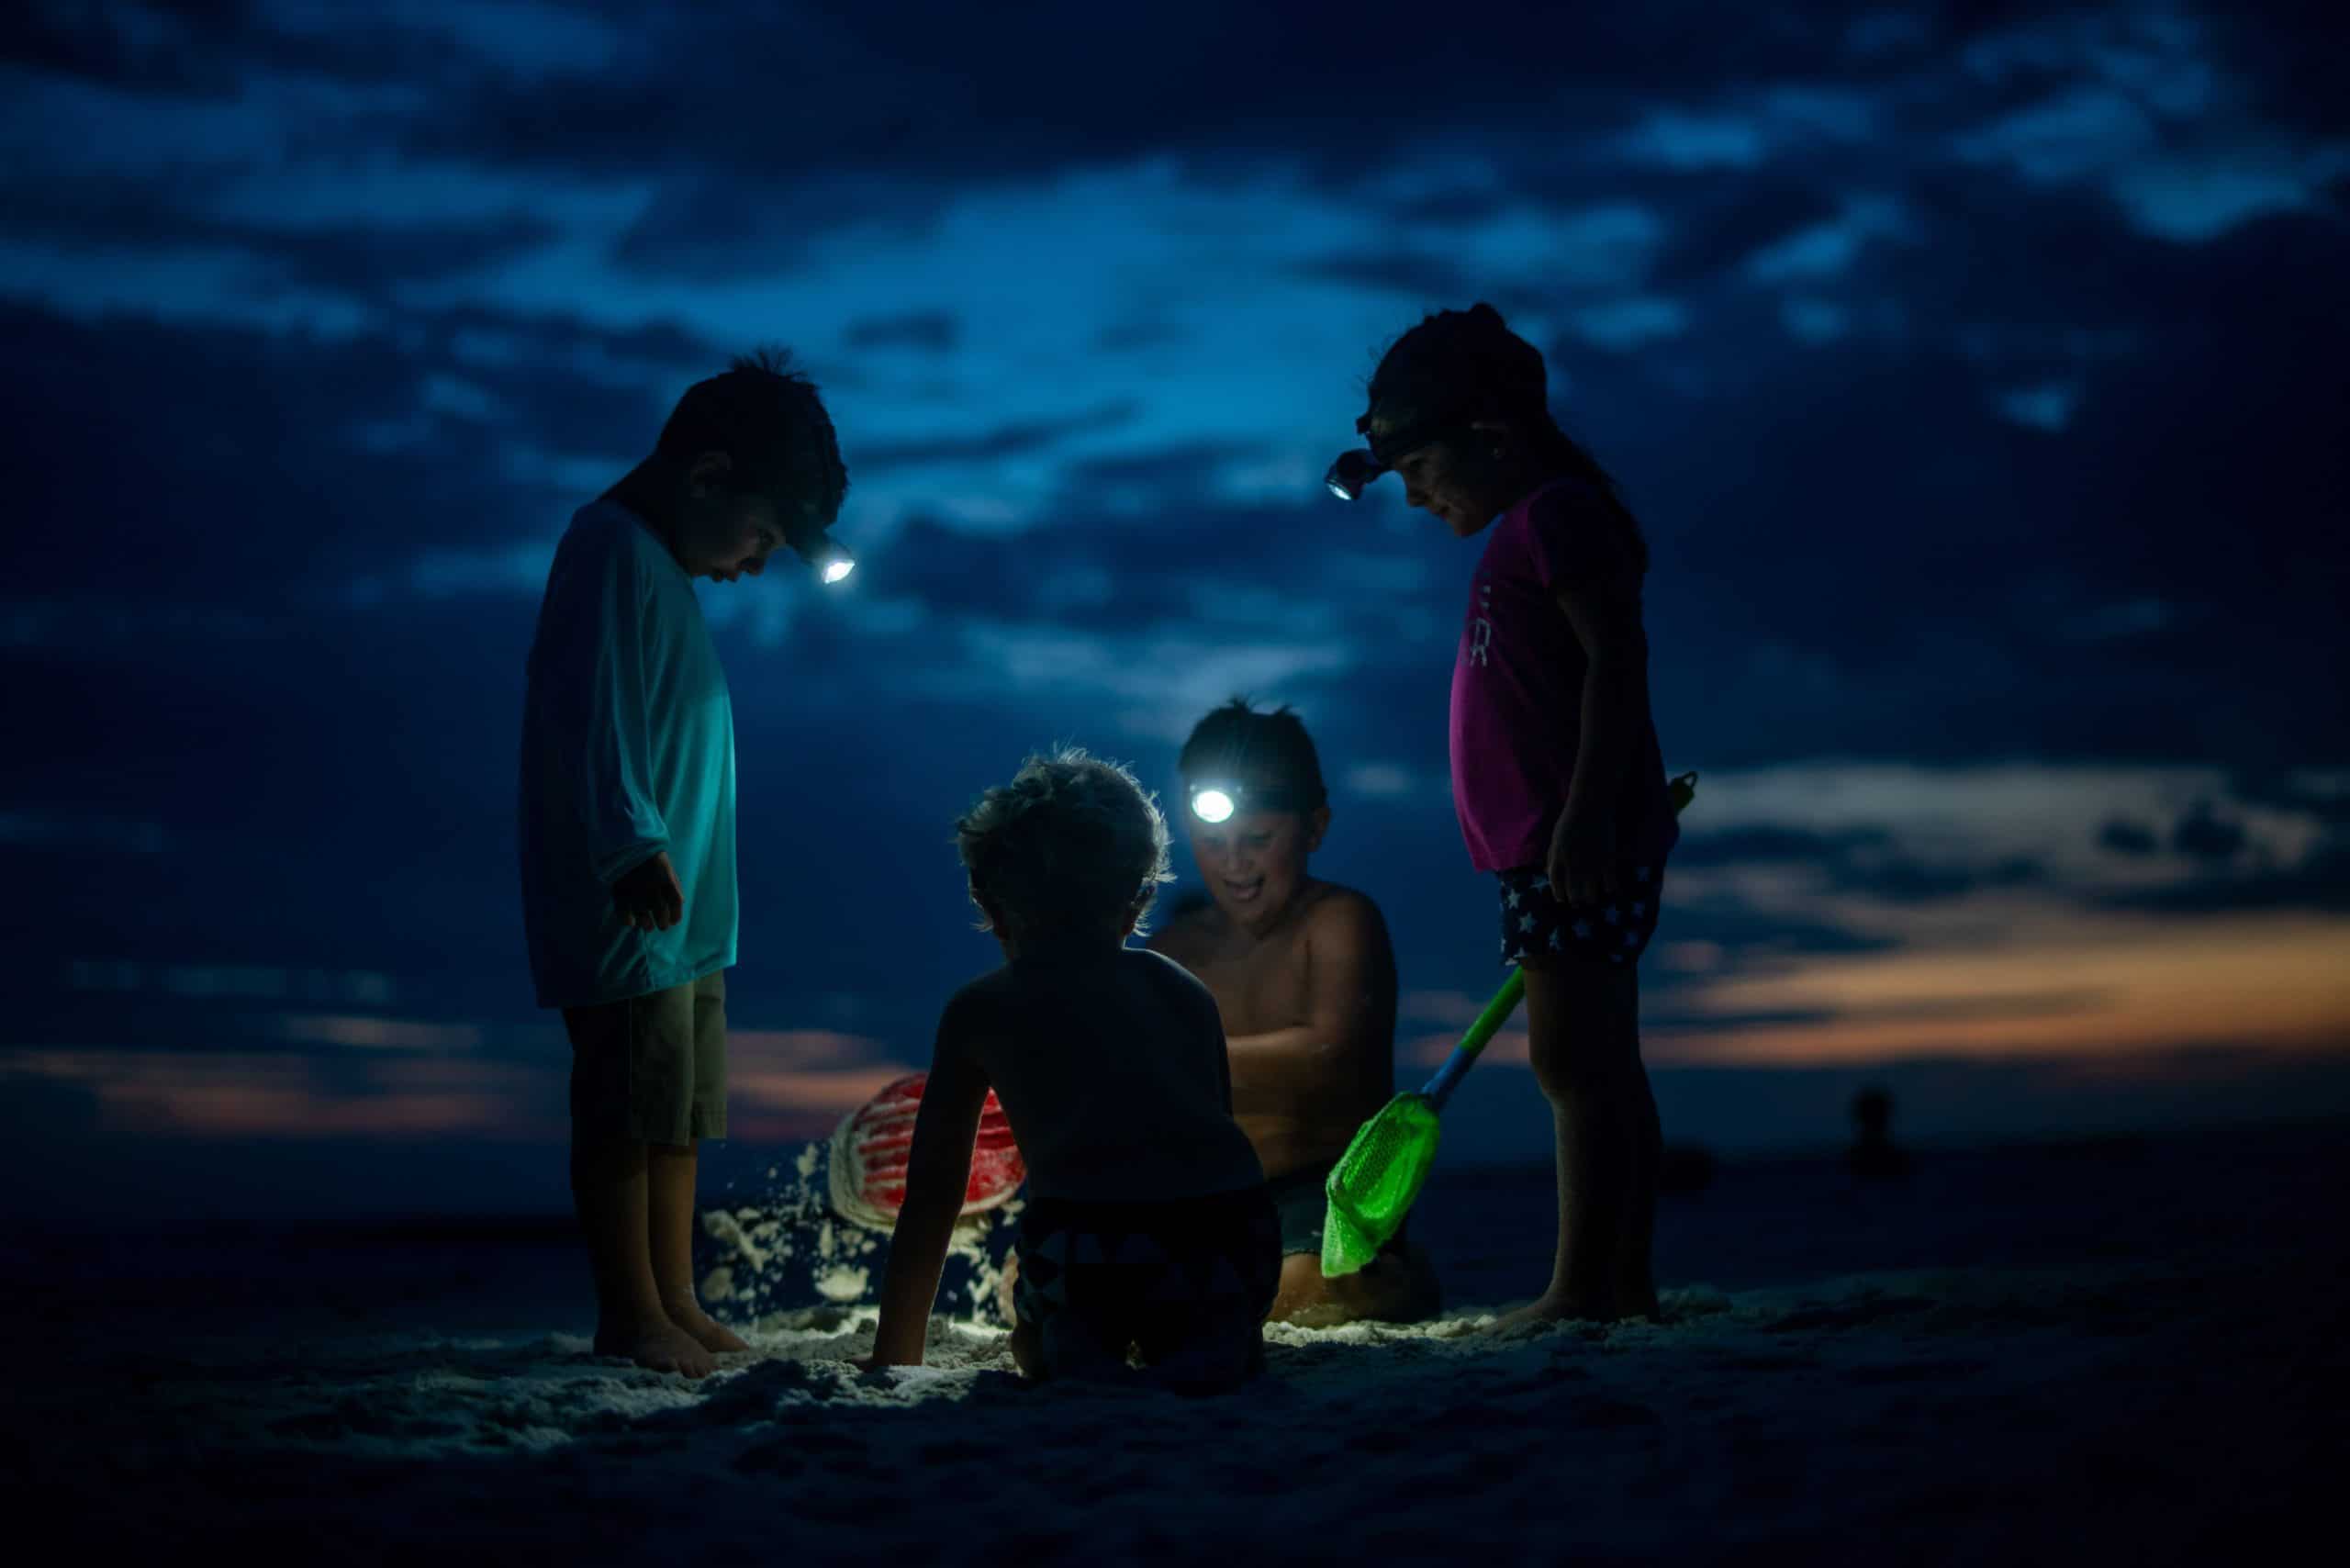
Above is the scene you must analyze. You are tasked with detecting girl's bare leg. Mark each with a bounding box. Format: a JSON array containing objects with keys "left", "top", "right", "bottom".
[{"left": 1494, "top": 957, "right": 1658, "bottom": 1327}]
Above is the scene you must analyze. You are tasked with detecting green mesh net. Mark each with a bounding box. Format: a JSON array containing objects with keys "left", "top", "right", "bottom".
[{"left": 1320, "top": 1092, "right": 1444, "bottom": 1277}]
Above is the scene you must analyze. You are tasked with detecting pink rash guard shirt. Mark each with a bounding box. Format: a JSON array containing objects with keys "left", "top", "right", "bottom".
[{"left": 1449, "top": 476, "right": 1679, "bottom": 877}]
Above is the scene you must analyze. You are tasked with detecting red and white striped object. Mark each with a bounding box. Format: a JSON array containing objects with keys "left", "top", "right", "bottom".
[{"left": 827, "top": 1072, "right": 1026, "bottom": 1232}]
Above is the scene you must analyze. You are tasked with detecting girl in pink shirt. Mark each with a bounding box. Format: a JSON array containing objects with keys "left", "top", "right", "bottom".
[{"left": 1326, "top": 303, "right": 1678, "bottom": 1327}]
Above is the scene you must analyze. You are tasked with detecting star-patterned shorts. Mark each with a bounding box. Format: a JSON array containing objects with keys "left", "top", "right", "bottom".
[{"left": 1495, "top": 862, "right": 1664, "bottom": 968}]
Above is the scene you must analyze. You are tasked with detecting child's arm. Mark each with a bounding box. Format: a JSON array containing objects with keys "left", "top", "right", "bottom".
[
  {"left": 865, "top": 997, "right": 991, "bottom": 1367},
  {"left": 537, "top": 528, "right": 671, "bottom": 888},
  {"left": 1222, "top": 894, "right": 1398, "bottom": 1097},
  {"left": 1550, "top": 571, "right": 1652, "bottom": 906}
]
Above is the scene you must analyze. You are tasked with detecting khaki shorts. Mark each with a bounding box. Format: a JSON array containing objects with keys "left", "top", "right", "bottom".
[{"left": 562, "top": 970, "right": 727, "bottom": 1144}]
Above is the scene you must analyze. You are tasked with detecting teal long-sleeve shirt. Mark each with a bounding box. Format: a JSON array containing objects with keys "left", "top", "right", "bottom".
[{"left": 519, "top": 500, "right": 737, "bottom": 1008}]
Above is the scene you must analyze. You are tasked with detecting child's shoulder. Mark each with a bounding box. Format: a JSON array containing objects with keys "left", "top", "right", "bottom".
[
  {"left": 1516, "top": 478, "right": 1644, "bottom": 585},
  {"left": 1519, "top": 476, "right": 1619, "bottom": 533},
  {"left": 1300, "top": 879, "right": 1393, "bottom": 949},
  {"left": 946, "top": 964, "right": 1019, "bottom": 1010},
  {"left": 566, "top": 497, "right": 632, "bottom": 543},
  {"left": 1126, "top": 943, "right": 1208, "bottom": 987},
  {"left": 568, "top": 498, "right": 666, "bottom": 566},
  {"left": 1123, "top": 946, "right": 1219, "bottom": 1017}
]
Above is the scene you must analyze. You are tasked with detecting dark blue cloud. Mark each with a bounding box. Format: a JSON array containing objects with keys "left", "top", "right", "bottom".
[
  {"left": 0, "top": 171, "right": 559, "bottom": 292},
  {"left": 842, "top": 309, "right": 961, "bottom": 353},
  {"left": 354, "top": 2, "right": 1893, "bottom": 188},
  {"left": 1671, "top": 824, "right": 2045, "bottom": 903},
  {"left": 851, "top": 399, "right": 1143, "bottom": 472}
]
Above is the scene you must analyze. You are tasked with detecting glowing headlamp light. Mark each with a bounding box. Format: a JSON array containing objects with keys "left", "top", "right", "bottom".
[
  {"left": 803, "top": 538, "right": 855, "bottom": 585},
  {"left": 1187, "top": 779, "right": 1315, "bottom": 823},
  {"left": 1323, "top": 448, "right": 1385, "bottom": 502}
]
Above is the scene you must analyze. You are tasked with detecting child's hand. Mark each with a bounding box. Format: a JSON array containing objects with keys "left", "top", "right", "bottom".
[
  {"left": 613, "top": 850, "right": 685, "bottom": 932},
  {"left": 1547, "top": 806, "right": 1620, "bottom": 909}
]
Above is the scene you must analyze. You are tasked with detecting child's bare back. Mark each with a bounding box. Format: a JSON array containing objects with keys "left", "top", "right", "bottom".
[{"left": 948, "top": 946, "right": 1264, "bottom": 1204}]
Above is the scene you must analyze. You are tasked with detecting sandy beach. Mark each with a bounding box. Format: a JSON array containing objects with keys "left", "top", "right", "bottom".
[{"left": 11, "top": 1119, "right": 2338, "bottom": 1564}]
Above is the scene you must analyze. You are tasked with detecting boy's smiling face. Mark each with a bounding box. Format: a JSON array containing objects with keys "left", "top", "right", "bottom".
[{"left": 1184, "top": 794, "right": 1328, "bottom": 930}]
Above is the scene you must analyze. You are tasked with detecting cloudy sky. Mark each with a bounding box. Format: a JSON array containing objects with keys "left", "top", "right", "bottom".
[{"left": 4, "top": 0, "right": 2346, "bottom": 1219}]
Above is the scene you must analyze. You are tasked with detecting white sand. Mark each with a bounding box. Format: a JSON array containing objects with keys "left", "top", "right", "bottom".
[{"left": 11, "top": 1128, "right": 2336, "bottom": 1561}]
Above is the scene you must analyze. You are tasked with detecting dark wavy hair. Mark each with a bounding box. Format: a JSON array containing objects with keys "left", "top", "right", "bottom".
[
  {"left": 1177, "top": 698, "right": 1328, "bottom": 813},
  {"left": 1365, "top": 303, "right": 1646, "bottom": 570},
  {"left": 657, "top": 346, "right": 849, "bottom": 538}
]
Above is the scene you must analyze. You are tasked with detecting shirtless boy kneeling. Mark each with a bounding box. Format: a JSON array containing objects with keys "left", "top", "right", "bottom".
[
  {"left": 1148, "top": 700, "right": 1438, "bottom": 1326},
  {"left": 867, "top": 748, "right": 1277, "bottom": 1392}
]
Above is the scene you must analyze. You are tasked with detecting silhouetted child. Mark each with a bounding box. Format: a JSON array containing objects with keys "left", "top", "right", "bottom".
[
  {"left": 1325, "top": 304, "right": 1680, "bottom": 1327},
  {"left": 1148, "top": 699, "right": 1437, "bottom": 1326},
  {"left": 865, "top": 748, "right": 1278, "bottom": 1391},
  {"left": 1849, "top": 1086, "right": 1911, "bottom": 1179},
  {"left": 519, "top": 350, "right": 849, "bottom": 1378}
]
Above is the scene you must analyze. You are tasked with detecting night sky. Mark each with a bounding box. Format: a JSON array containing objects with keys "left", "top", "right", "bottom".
[{"left": 5, "top": 1, "right": 2346, "bottom": 1222}]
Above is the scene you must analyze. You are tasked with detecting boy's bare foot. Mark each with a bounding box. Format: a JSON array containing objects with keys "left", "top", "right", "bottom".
[
  {"left": 1488, "top": 1292, "right": 1621, "bottom": 1334},
  {"left": 1268, "top": 1244, "right": 1441, "bottom": 1328},
  {"left": 595, "top": 1317, "right": 717, "bottom": 1378},
  {"left": 664, "top": 1300, "right": 751, "bottom": 1355}
]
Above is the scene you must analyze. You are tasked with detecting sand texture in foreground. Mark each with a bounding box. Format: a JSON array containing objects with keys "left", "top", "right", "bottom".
[{"left": 9, "top": 1123, "right": 2339, "bottom": 1563}]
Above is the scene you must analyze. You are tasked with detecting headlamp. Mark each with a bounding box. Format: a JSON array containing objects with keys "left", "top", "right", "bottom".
[
  {"left": 800, "top": 536, "right": 855, "bottom": 585},
  {"left": 1187, "top": 779, "right": 1316, "bottom": 823},
  {"left": 1322, "top": 403, "right": 1476, "bottom": 502},
  {"left": 1323, "top": 448, "right": 1384, "bottom": 502}
]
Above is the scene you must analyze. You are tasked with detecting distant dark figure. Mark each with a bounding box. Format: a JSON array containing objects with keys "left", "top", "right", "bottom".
[{"left": 1848, "top": 1086, "right": 1911, "bottom": 1180}]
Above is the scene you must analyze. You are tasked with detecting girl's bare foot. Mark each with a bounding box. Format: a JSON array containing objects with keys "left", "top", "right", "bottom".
[
  {"left": 596, "top": 1316, "right": 717, "bottom": 1378},
  {"left": 664, "top": 1300, "right": 751, "bottom": 1354},
  {"left": 1614, "top": 1283, "right": 1661, "bottom": 1320}
]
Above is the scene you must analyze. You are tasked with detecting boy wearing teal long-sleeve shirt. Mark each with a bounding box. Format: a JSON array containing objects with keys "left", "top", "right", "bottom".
[{"left": 520, "top": 350, "right": 848, "bottom": 1378}]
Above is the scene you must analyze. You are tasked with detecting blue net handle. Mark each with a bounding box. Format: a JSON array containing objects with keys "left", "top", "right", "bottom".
[{"left": 1419, "top": 968, "right": 1527, "bottom": 1111}]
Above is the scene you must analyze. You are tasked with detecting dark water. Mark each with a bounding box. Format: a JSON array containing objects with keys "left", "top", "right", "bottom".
[{"left": 9, "top": 1118, "right": 2340, "bottom": 1341}]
